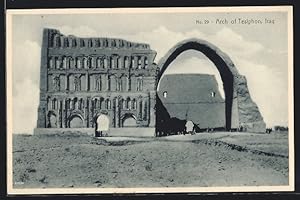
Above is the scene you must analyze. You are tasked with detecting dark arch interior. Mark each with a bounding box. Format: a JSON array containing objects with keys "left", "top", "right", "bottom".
[
  {"left": 156, "top": 42, "right": 234, "bottom": 132},
  {"left": 47, "top": 111, "right": 57, "bottom": 128}
]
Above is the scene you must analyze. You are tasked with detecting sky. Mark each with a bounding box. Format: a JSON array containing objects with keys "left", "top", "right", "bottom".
[{"left": 9, "top": 9, "right": 290, "bottom": 133}]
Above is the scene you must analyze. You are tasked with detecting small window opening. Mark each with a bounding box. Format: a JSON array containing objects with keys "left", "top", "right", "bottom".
[{"left": 163, "top": 91, "right": 168, "bottom": 98}]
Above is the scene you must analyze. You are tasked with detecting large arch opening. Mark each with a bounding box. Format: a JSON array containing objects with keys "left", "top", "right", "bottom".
[
  {"left": 157, "top": 50, "right": 225, "bottom": 99},
  {"left": 69, "top": 115, "right": 84, "bottom": 128},
  {"left": 156, "top": 39, "right": 239, "bottom": 133},
  {"left": 122, "top": 113, "right": 137, "bottom": 127}
]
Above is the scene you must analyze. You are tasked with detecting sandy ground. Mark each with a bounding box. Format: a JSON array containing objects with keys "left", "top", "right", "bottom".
[{"left": 12, "top": 132, "right": 289, "bottom": 188}]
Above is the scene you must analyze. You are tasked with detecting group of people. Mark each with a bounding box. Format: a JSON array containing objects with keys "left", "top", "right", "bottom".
[
  {"left": 155, "top": 120, "right": 198, "bottom": 137},
  {"left": 95, "top": 130, "right": 109, "bottom": 137}
]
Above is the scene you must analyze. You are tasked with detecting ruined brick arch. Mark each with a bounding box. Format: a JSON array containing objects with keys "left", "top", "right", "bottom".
[
  {"left": 121, "top": 113, "right": 137, "bottom": 121},
  {"left": 68, "top": 112, "right": 84, "bottom": 128},
  {"left": 68, "top": 109, "right": 84, "bottom": 119},
  {"left": 121, "top": 113, "right": 137, "bottom": 127},
  {"left": 157, "top": 38, "right": 241, "bottom": 130}
]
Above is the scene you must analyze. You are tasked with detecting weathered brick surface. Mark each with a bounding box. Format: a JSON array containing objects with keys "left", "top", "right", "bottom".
[
  {"left": 36, "top": 29, "right": 157, "bottom": 129},
  {"left": 36, "top": 30, "right": 266, "bottom": 134}
]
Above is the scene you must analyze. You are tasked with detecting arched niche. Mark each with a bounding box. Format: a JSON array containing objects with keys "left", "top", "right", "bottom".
[
  {"left": 47, "top": 111, "right": 57, "bottom": 128},
  {"left": 68, "top": 114, "right": 84, "bottom": 128},
  {"left": 122, "top": 114, "right": 137, "bottom": 127}
]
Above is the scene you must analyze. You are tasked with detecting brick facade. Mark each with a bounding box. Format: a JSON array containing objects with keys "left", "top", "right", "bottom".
[
  {"left": 36, "top": 29, "right": 266, "bottom": 134},
  {"left": 36, "top": 28, "right": 158, "bottom": 129}
]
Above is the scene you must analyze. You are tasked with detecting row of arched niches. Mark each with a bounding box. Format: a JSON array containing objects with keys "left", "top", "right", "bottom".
[
  {"left": 46, "top": 96, "right": 150, "bottom": 128},
  {"left": 49, "top": 32, "right": 150, "bottom": 49},
  {"left": 47, "top": 55, "right": 151, "bottom": 70},
  {"left": 47, "top": 96, "right": 149, "bottom": 114}
]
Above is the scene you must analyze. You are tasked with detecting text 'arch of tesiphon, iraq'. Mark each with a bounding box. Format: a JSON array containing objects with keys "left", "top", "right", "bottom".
[{"left": 34, "top": 28, "right": 266, "bottom": 137}]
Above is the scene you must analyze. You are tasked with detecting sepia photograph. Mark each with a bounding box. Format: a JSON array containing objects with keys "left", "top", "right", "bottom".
[{"left": 6, "top": 6, "right": 294, "bottom": 194}]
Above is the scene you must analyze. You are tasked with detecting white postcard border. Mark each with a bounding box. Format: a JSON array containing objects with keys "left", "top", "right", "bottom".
[{"left": 6, "top": 6, "right": 294, "bottom": 194}]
